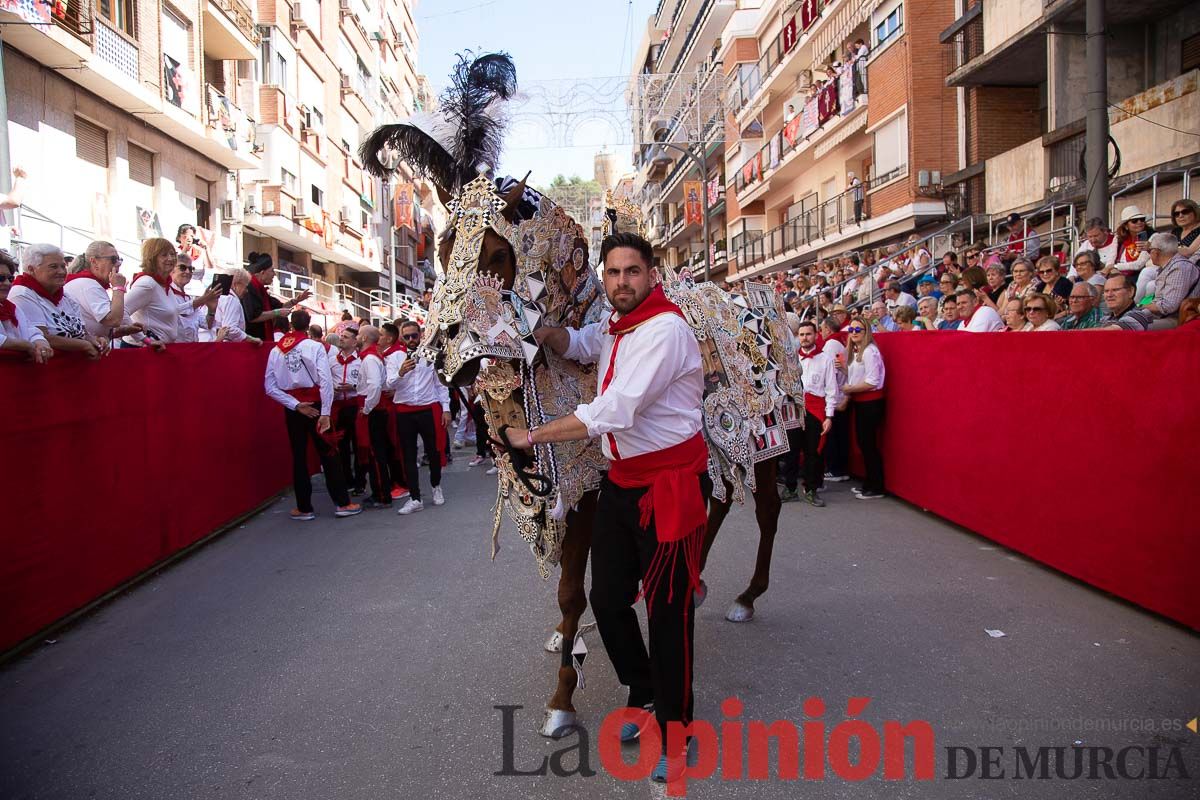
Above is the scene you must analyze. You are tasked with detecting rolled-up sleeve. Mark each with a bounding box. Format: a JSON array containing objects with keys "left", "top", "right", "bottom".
[
  {"left": 563, "top": 322, "right": 603, "bottom": 365},
  {"left": 572, "top": 318, "right": 688, "bottom": 438},
  {"left": 863, "top": 346, "right": 885, "bottom": 389}
]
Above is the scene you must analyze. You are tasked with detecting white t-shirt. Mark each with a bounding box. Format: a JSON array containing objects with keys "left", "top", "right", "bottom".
[
  {"left": 63, "top": 276, "right": 115, "bottom": 338},
  {"left": 963, "top": 305, "right": 1005, "bottom": 332},
  {"left": 0, "top": 305, "right": 49, "bottom": 348},
  {"left": 9, "top": 284, "right": 88, "bottom": 339}
]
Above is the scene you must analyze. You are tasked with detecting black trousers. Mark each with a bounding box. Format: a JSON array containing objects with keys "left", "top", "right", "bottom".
[
  {"left": 853, "top": 198, "right": 864, "bottom": 222},
  {"left": 783, "top": 409, "right": 824, "bottom": 492},
  {"left": 334, "top": 404, "right": 365, "bottom": 493},
  {"left": 284, "top": 407, "right": 350, "bottom": 513},
  {"left": 853, "top": 398, "right": 886, "bottom": 494},
  {"left": 590, "top": 473, "right": 712, "bottom": 751},
  {"left": 385, "top": 407, "right": 407, "bottom": 493},
  {"left": 366, "top": 409, "right": 393, "bottom": 504},
  {"left": 827, "top": 407, "right": 851, "bottom": 477},
  {"left": 470, "top": 401, "right": 492, "bottom": 458},
  {"left": 396, "top": 408, "right": 441, "bottom": 502}
]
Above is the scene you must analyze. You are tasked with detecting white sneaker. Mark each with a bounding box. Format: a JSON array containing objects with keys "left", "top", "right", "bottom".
[
  {"left": 486, "top": 464, "right": 499, "bottom": 475},
  {"left": 468, "top": 455, "right": 485, "bottom": 467},
  {"left": 397, "top": 498, "right": 424, "bottom": 515},
  {"left": 432, "top": 486, "right": 445, "bottom": 506}
]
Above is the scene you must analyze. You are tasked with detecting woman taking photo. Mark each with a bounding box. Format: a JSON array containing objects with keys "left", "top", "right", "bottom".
[{"left": 844, "top": 316, "right": 886, "bottom": 499}]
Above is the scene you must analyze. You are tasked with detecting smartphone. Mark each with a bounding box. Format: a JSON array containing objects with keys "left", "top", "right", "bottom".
[
  {"left": 210, "top": 273, "right": 233, "bottom": 295},
  {"left": 1136, "top": 230, "right": 1150, "bottom": 242}
]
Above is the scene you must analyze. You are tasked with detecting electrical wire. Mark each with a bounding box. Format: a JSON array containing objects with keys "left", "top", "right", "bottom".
[{"left": 1108, "top": 103, "right": 1200, "bottom": 138}]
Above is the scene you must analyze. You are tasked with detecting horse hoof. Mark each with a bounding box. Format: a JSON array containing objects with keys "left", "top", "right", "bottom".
[
  {"left": 694, "top": 580, "right": 708, "bottom": 609},
  {"left": 540, "top": 708, "right": 578, "bottom": 738},
  {"left": 725, "top": 602, "right": 754, "bottom": 623},
  {"left": 544, "top": 630, "right": 564, "bottom": 653}
]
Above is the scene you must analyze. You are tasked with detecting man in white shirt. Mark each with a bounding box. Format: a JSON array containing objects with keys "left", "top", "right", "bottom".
[
  {"left": 356, "top": 325, "right": 394, "bottom": 508},
  {"left": 263, "top": 309, "right": 361, "bottom": 521},
  {"left": 330, "top": 326, "right": 366, "bottom": 497},
  {"left": 509, "top": 233, "right": 707, "bottom": 783},
  {"left": 783, "top": 321, "right": 837, "bottom": 507},
  {"left": 1074, "top": 217, "right": 1120, "bottom": 270},
  {"left": 11, "top": 243, "right": 104, "bottom": 359},
  {"left": 388, "top": 320, "right": 451, "bottom": 515},
  {"left": 378, "top": 323, "right": 411, "bottom": 503},
  {"left": 818, "top": 318, "right": 850, "bottom": 482},
  {"left": 213, "top": 268, "right": 262, "bottom": 345},
  {"left": 956, "top": 289, "right": 1005, "bottom": 332},
  {"left": 883, "top": 280, "right": 918, "bottom": 312}
]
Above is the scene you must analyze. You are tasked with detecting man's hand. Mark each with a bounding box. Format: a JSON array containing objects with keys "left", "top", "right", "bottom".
[
  {"left": 249, "top": 336, "right": 263, "bottom": 347},
  {"left": 214, "top": 327, "right": 229, "bottom": 342},
  {"left": 291, "top": 290, "right": 313, "bottom": 306},
  {"left": 398, "top": 357, "right": 417, "bottom": 376},
  {"left": 506, "top": 426, "right": 534, "bottom": 450},
  {"left": 317, "top": 415, "right": 331, "bottom": 434},
  {"left": 442, "top": 410, "right": 451, "bottom": 429},
  {"left": 336, "top": 383, "right": 354, "bottom": 393},
  {"left": 148, "top": 340, "right": 167, "bottom": 352},
  {"left": 533, "top": 326, "right": 570, "bottom": 356},
  {"left": 297, "top": 403, "right": 320, "bottom": 419},
  {"left": 112, "top": 323, "right": 142, "bottom": 337},
  {"left": 821, "top": 417, "right": 832, "bottom": 435}
]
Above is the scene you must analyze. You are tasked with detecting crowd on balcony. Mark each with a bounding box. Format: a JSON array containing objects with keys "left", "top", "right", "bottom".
[{"left": 763, "top": 198, "right": 1200, "bottom": 333}]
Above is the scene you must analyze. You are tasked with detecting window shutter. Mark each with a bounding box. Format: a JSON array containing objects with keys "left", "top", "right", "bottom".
[
  {"left": 128, "top": 144, "right": 153, "bottom": 185},
  {"left": 75, "top": 117, "right": 109, "bottom": 168},
  {"left": 1183, "top": 33, "right": 1200, "bottom": 73}
]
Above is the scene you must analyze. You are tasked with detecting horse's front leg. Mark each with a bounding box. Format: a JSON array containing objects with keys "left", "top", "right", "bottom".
[{"left": 728, "top": 459, "right": 782, "bottom": 622}]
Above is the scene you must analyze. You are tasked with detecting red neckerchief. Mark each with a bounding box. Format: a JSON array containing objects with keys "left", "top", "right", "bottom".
[
  {"left": 961, "top": 303, "right": 981, "bottom": 328},
  {"left": 169, "top": 281, "right": 189, "bottom": 299},
  {"left": 0, "top": 299, "right": 17, "bottom": 324},
  {"left": 276, "top": 330, "right": 308, "bottom": 353},
  {"left": 336, "top": 351, "right": 358, "bottom": 366},
  {"left": 381, "top": 341, "right": 408, "bottom": 357},
  {"left": 798, "top": 334, "right": 826, "bottom": 359},
  {"left": 12, "top": 273, "right": 64, "bottom": 305},
  {"left": 65, "top": 270, "right": 111, "bottom": 290},
  {"left": 359, "top": 344, "right": 384, "bottom": 362},
  {"left": 133, "top": 271, "right": 172, "bottom": 293},
  {"left": 250, "top": 275, "right": 276, "bottom": 341},
  {"left": 1119, "top": 236, "right": 1139, "bottom": 262},
  {"left": 607, "top": 284, "right": 684, "bottom": 335}
]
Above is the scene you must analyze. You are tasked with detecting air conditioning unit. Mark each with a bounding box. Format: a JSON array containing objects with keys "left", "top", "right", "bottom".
[
  {"left": 339, "top": 205, "right": 353, "bottom": 224},
  {"left": 338, "top": 0, "right": 351, "bottom": 13},
  {"left": 339, "top": 71, "right": 353, "bottom": 93},
  {"left": 292, "top": 200, "right": 307, "bottom": 219},
  {"left": 289, "top": 2, "right": 307, "bottom": 29}
]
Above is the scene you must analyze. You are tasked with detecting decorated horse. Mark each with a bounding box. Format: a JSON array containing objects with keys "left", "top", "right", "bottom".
[{"left": 362, "top": 52, "right": 803, "bottom": 738}]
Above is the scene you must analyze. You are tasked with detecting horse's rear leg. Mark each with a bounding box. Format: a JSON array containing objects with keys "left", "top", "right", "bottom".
[
  {"left": 729, "top": 460, "right": 782, "bottom": 622},
  {"left": 541, "top": 491, "right": 596, "bottom": 737}
]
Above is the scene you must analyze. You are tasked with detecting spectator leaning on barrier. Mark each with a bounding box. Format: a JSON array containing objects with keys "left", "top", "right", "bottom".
[
  {"left": 1020, "top": 292, "right": 1061, "bottom": 331},
  {"left": 1143, "top": 232, "right": 1200, "bottom": 328},
  {"left": 214, "top": 268, "right": 262, "bottom": 345},
  {"left": 172, "top": 253, "right": 217, "bottom": 343},
  {"left": 126, "top": 238, "right": 206, "bottom": 344},
  {"left": 1098, "top": 274, "right": 1154, "bottom": 331},
  {"left": 1059, "top": 283, "right": 1103, "bottom": 330},
  {"left": 63, "top": 241, "right": 129, "bottom": 340},
  {"left": 11, "top": 243, "right": 105, "bottom": 359},
  {"left": 0, "top": 249, "right": 52, "bottom": 363},
  {"left": 956, "top": 288, "right": 1005, "bottom": 332},
  {"left": 843, "top": 316, "right": 886, "bottom": 500}
]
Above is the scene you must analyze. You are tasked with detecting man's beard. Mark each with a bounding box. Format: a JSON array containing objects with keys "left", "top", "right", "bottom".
[{"left": 608, "top": 285, "right": 650, "bottom": 314}]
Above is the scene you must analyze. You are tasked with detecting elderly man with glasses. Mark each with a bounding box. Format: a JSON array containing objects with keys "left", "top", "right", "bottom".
[
  {"left": 1058, "top": 283, "right": 1103, "bottom": 330},
  {"left": 1098, "top": 275, "right": 1154, "bottom": 331},
  {"left": 10, "top": 243, "right": 105, "bottom": 359},
  {"left": 1142, "top": 232, "right": 1200, "bottom": 329}
]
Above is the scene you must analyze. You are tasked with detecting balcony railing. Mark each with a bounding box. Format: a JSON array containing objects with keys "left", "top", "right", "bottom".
[
  {"left": 210, "top": 0, "right": 261, "bottom": 46},
  {"left": 732, "top": 165, "right": 908, "bottom": 271},
  {"left": 1046, "top": 131, "right": 1085, "bottom": 192},
  {"left": 50, "top": 0, "right": 93, "bottom": 41},
  {"left": 205, "top": 84, "right": 258, "bottom": 155},
  {"left": 729, "top": 0, "right": 833, "bottom": 115}
]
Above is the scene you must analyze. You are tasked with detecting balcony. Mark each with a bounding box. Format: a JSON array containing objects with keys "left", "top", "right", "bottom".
[
  {"left": 203, "top": 84, "right": 262, "bottom": 168},
  {"left": 204, "top": 0, "right": 260, "bottom": 61}
]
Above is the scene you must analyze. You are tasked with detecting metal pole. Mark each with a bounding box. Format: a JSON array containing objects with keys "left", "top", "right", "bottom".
[
  {"left": 0, "top": 31, "right": 10, "bottom": 198},
  {"left": 697, "top": 144, "right": 712, "bottom": 283},
  {"left": 384, "top": 176, "right": 396, "bottom": 318},
  {"left": 1085, "top": 0, "right": 1109, "bottom": 225}
]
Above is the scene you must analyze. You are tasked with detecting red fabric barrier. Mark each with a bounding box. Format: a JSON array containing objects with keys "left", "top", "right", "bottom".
[
  {"left": 871, "top": 329, "right": 1200, "bottom": 631},
  {"left": 0, "top": 345, "right": 290, "bottom": 652}
]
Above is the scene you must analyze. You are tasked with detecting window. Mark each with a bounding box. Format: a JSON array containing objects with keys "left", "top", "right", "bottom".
[
  {"left": 281, "top": 168, "right": 297, "bottom": 194},
  {"left": 821, "top": 178, "right": 838, "bottom": 226},
  {"left": 873, "top": 112, "right": 908, "bottom": 180},
  {"left": 128, "top": 143, "right": 153, "bottom": 185},
  {"left": 310, "top": 184, "right": 324, "bottom": 207},
  {"left": 1183, "top": 33, "right": 1200, "bottom": 73},
  {"left": 277, "top": 54, "right": 289, "bottom": 93},
  {"left": 874, "top": 4, "right": 903, "bottom": 48},
  {"left": 259, "top": 36, "right": 273, "bottom": 84},
  {"left": 75, "top": 117, "right": 109, "bottom": 167},
  {"left": 97, "top": 0, "right": 135, "bottom": 37}
]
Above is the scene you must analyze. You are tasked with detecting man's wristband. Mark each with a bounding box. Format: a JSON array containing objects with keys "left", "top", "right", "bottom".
[{"left": 527, "top": 427, "right": 537, "bottom": 447}]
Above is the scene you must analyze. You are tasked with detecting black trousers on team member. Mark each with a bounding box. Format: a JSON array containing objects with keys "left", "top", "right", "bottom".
[
  {"left": 783, "top": 409, "right": 824, "bottom": 493},
  {"left": 285, "top": 407, "right": 350, "bottom": 513},
  {"left": 470, "top": 400, "right": 492, "bottom": 458},
  {"left": 826, "top": 407, "right": 851, "bottom": 477},
  {"left": 853, "top": 398, "right": 886, "bottom": 494},
  {"left": 590, "top": 472, "right": 712, "bottom": 751},
  {"left": 334, "top": 404, "right": 365, "bottom": 493},
  {"left": 366, "top": 408, "right": 394, "bottom": 504},
  {"left": 396, "top": 408, "right": 441, "bottom": 502}
]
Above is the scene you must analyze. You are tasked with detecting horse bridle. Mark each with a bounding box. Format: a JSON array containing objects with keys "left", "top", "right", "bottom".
[{"left": 495, "top": 425, "right": 553, "bottom": 498}]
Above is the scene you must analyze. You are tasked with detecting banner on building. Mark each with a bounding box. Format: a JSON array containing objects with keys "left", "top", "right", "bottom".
[
  {"left": 801, "top": 98, "right": 820, "bottom": 137},
  {"left": 800, "top": 0, "right": 822, "bottom": 32},
  {"left": 839, "top": 68, "right": 855, "bottom": 115},
  {"left": 783, "top": 115, "right": 803, "bottom": 147},
  {"left": 781, "top": 16, "right": 798, "bottom": 53},
  {"left": 769, "top": 135, "right": 781, "bottom": 170},
  {"left": 3, "top": 0, "right": 51, "bottom": 27},
  {"left": 706, "top": 177, "right": 722, "bottom": 206},
  {"left": 683, "top": 181, "right": 703, "bottom": 226},
  {"left": 393, "top": 183, "right": 415, "bottom": 229},
  {"left": 817, "top": 82, "right": 838, "bottom": 125}
]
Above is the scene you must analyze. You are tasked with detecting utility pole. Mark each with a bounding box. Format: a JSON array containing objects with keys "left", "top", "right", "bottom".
[{"left": 1085, "top": 0, "right": 1109, "bottom": 225}]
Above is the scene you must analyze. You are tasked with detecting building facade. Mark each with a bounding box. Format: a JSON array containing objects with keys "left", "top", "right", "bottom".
[{"left": 1, "top": 0, "right": 431, "bottom": 324}]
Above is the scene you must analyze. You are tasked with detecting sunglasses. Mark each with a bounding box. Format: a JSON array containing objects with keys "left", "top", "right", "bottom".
[
  {"left": 846, "top": 326, "right": 865, "bottom": 333},
  {"left": 0, "top": 273, "right": 12, "bottom": 283},
  {"left": 1025, "top": 306, "right": 1048, "bottom": 314},
  {"left": 100, "top": 255, "right": 123, "bottom": 265},
  {"left": 176, "top": 265, "right": 193, "bottom": 271},
  {"left": 1172, "top": 209, "right": 1193, "bottom": 217},
  {"left": 401, "top": 332, "right": 421, "bottom": 339},
  {"left": 1037, "top": 269, "right": 1057, "bottom": 275}
]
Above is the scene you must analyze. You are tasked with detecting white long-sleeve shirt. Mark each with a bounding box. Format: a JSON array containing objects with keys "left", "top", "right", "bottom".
[
  {"left": 821, "top": 337, "right": 848, "bottom": 406},
  {"left": 330, "top": 350, "right": 362, "bottom": 402},
  {"left": 847, "top": 343, "right": 885, "bottom": 392},
  {"left": 124, "top": 275, "right": 184, "bottom": 343},
  {"left": 264, "top": 337, "right": 334, "bottom": 415},
  {"left": 799, "top": 348, "right": 838, "bottom": 417},
  {"left": 0, "top": 305, "right": 49, "bottom": 348},
  {"left": 387, "top": 349, "right": 450, "bottom": 410},
  {"left": 214, "top": 293, "right": 249, "bottom": 342},
  {"left": 564, "top": 312, "right": 704, "bottom": 460},
  {"left": 358, "top": 352, "right": 386, "bottom": 414}
]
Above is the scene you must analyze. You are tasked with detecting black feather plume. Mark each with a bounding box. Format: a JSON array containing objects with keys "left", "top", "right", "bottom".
[
  {"left": 440, "top": 51, "right": 517, "bottom": 189},
  {"left": 359, "top": 123, "right": 455, "bottom": 192}
]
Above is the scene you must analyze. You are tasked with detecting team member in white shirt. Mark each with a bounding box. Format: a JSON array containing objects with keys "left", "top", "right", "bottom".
[
  {"left": 510, "top": 233, "right": 708, "bottom": 784},
  {"left": 264, "top": 309, "right": 361, "bottom": 521},
  {"left": 387, "top": 320, "right": 451, "bottom": 515},
  {"left": 330, "top": 326, "right": 366, "bottom": 497},
  {"left": 818, "top": 318, "right": 851, "bottom": 482},
  {"left": 956, "top": 289, "right": 1006, "bottom": 332},
  {"left": 10, "top": 243, "right": 104, "bottom": 359},
  {"left": 843, "top": 315, "right": 887, "bottom": 499},
  {"left": 0, "top": 250, "right": 53, "bottom": 363},
  {"left": 377, "top": 323, "right": 411, "bottom": 502},
  {"left": 356, "top": 325, "right": 394, "bottom": 508},
  {"left": 784, "top": 320, "right": 838, "bottom": 507}
]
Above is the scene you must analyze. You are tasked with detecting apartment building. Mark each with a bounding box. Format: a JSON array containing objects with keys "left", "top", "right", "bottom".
[
  {"left": 941, "top": 0, "right": 1199, "bottom": 237},
  {"left": 1, "top": 0, "right": 264, "bottom": 268},
  {"left": 629, "top": 0, "right": 735, "bottom": 282},
  {"left": 719, "top": 0, "right": 961, "bottom": 280},
  {"left": 242, "top": 0, "right": 430, "bottom": 319}
]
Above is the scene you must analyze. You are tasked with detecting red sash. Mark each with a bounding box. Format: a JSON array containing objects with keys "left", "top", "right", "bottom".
[
  {"left": 285, "top": 387, "right": 321, "bottom": 404},
  {"left": 276, "top": 330, "right": 308, "bottom": 353},
  {"left": 803, "top": 392, "right": 827, "bottom": 424},
  {"left": 854, "top": 389, "right": 885, "bottom": 403}
]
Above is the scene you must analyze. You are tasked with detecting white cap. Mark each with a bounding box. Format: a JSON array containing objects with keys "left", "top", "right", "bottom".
[{"left": 1119, "top": 205, "right": 1146, "bottom": 223}]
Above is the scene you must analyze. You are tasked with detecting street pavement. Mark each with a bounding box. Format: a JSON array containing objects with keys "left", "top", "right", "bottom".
[{"left": 1, "top": 455, "right": 1197, "bottom": 800}]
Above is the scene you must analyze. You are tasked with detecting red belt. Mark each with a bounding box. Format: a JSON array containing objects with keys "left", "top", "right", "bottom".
[
  {"left": 854, "top": 389, "right": 885, "bottom": 403},
  {"left": 285, "top": 387, "right": 321, "bottom": 404},
  {"left": 392, "top": 402, "right": 447, "bottom": 467}
]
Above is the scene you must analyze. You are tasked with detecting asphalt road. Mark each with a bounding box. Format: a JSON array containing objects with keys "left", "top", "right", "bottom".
[{"left": 1, "top": 457, "right": 1197, "bottom": 800}]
